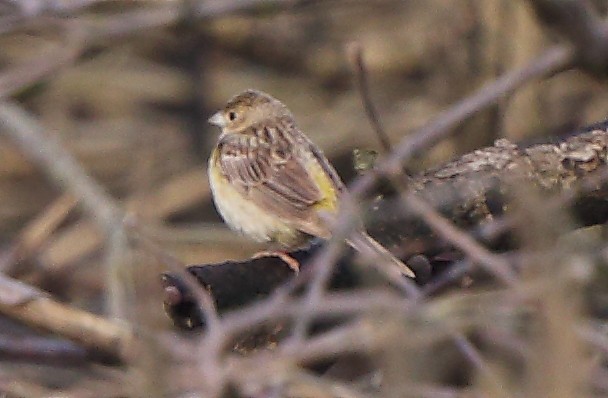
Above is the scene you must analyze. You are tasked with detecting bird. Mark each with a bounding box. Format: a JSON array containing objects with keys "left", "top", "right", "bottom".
[{"left": 207, "top": 89, "right": 415, "bottom": 278}]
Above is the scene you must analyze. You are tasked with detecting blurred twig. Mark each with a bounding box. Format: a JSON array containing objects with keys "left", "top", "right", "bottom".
[
  {"left": 402, "top": 193, "right": 517, "bottom": 286},
  {"left": 0, "top": 0, "right": 321, "bottom": 39},
  {"left": 0, "top": 99, "right": 130, "bottom": 318},
  {"left": 41, "top": 168, "right": 212, "bottom": 273},
  {"left": 0, "top": 193, "right": 77, "bottom": 276},
  {"left": 0, "top": 21, "right": 85, "bottom": 98},
  {"left": 0, "top": 273, "right": 132, "bottom": 363},
  {"left": 0, "top": 0, "right": 319, "bottom": 102},
  {"left": 525, "top": 0, "right": 608, "bottom": 75},
  {"left": 0, "top": 334, "right": 88, "bottom": 364},
  {"left": 0, "top": 100, "right": 121, "bottom": 233}
]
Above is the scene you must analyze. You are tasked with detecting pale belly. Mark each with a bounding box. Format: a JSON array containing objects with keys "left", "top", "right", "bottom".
[{"left": 208, "top": 158, "right": 300, "bottom": 246}]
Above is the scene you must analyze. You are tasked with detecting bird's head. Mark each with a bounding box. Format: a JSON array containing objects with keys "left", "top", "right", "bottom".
[{"left": 208, "top": 89, "right": 291, "bottom": 135}]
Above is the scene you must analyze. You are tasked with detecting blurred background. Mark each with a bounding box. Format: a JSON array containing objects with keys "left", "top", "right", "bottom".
[{"left": 0, "top": 0, "right": 607, "bottom": 395}]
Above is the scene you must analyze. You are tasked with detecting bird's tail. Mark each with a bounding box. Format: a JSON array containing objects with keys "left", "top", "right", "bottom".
[{"left": 346, "top": 232, "right": 416, "bottom": 278}]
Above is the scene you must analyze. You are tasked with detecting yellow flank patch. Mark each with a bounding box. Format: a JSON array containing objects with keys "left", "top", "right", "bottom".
[{"left": 310, "top": 162, "right": 338, "bottom": 212}]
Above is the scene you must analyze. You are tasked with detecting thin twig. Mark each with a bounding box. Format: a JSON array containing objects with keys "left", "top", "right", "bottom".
[
  {"left": 347, "top": 42, "right": 392, "bottom": 153},
  {"left": 420, "top": 259, "right": 472, "bottom": 296},
  {"left": 285, "top": 237, "right": 348, "bottom": 345},
  {"left": 0, "top": 193, "right": 77, "bottom": 276}
]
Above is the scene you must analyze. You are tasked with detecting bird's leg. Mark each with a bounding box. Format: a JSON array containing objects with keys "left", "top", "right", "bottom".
[{"left": 252, "top": 250, "right": 300, "bottom": 272}]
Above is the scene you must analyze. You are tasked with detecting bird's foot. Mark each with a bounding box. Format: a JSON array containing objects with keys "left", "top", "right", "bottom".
[{"left": 252, "top": 250, "right": 300, "bottom": 273}]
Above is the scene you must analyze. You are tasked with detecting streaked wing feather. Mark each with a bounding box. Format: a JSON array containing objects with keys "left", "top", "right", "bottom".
[{"left": 217, "top": 128, "right": 323, "bottom": 222}]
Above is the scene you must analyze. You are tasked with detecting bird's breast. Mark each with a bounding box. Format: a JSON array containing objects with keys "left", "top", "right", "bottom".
[{"left": 208, "top": 149, "right": 296, "bottom": 243}]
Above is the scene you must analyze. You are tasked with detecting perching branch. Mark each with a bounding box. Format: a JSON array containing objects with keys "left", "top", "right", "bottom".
[{"left": 164, "top": 123, "right": 608, "bottom": 327}]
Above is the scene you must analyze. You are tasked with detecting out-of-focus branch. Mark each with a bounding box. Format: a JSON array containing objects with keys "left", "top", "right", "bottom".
[
  {"left": 3, "top": 0, "right": 101, "bottom": 17},
  {"left": 0, "top": 101, "right": 121, "bottom": 234},
  {"left": 0, "top": 335, "right": 88, "bottom": 364},
  {"left": 0, "top": 99, "right": 129, "bottom": 319},
  {"left": 526, "top": 0, "right": 608, "bottom": 75},
  {"left": 401, "top": 193, "right": 518, "bottom": 286},
  {"left": 0, "top": 1, "right": 316, "bottom": 101},
  {"left": 0, "top": 21, "right": 85, "bottom": 99},
  {"left": 0, "top": 0, "right": 316, "bottom": 37},
  {"left": 37, "top": 169, "right": 214, "bottom": 274},
  {"left": 0, "top": 193, "right": 77, "bottom": 275},
  {"left": 0, "top": 274, "right": 132, "bottom": 363}
]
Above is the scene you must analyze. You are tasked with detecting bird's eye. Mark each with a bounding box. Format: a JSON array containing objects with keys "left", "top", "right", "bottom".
[{"left": 228, "top": 111, "right": 237, "bottom": 121}]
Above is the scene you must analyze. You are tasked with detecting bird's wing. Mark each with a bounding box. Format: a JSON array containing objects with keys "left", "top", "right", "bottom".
[
  {"left": 216, "top": 124, "right": 336, "bottom": 237},
  {"left": 308, "top": 138, "right": 346, "bottom": 193}
]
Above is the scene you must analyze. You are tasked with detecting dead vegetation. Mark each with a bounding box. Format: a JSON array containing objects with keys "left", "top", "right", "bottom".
[{"left": 1, "top": 0, "right": 608, "bottom": 397}]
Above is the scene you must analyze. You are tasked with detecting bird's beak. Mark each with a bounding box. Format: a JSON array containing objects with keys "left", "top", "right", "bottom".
[{"left": 208, "top": 112, "right": 225, "bottom": 127}]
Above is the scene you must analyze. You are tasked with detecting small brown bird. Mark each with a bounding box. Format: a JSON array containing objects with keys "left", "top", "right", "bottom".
[{"left": 207, "top": 89, "right": 415, "bottom": 278}]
